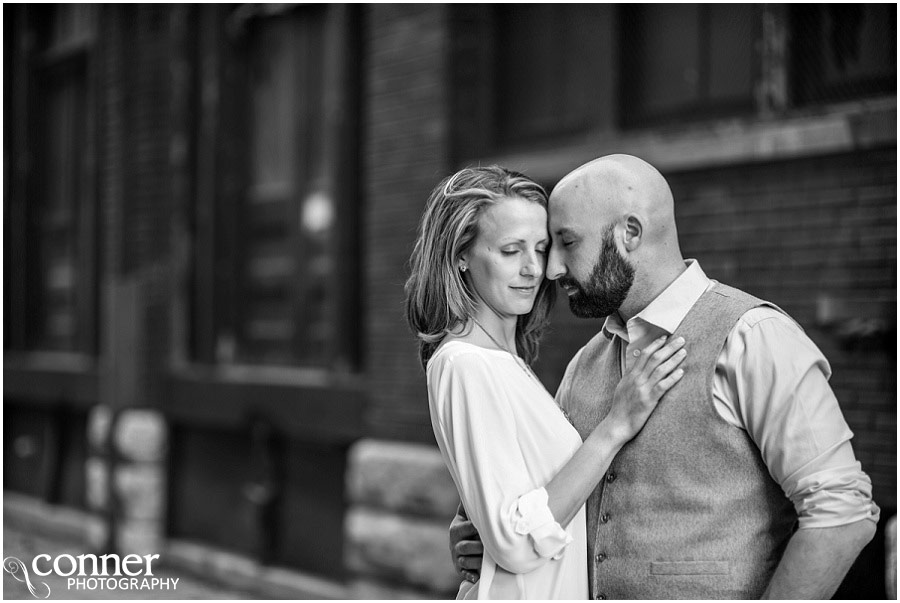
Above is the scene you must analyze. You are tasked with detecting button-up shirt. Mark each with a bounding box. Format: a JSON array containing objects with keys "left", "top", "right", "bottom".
[{"left": 576, "top": 259, "right": 879, "bottom": 529}]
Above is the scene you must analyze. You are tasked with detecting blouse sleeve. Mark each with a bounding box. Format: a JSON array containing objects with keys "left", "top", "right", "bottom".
[{"left": 430, "top": 351, "right": 572, "bottom": 574}]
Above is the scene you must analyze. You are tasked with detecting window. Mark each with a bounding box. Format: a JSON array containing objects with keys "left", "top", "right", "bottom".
[
  {"left": 192, "top": 5, "right": 360, "bottom": 370},
  {"left": 619, "top": 4, "right": 760, "bottom": 127},
  {"left": 4, "top": 5, "right": 98, "bottom": 354},
  {"left": 791, "top": 4, "right": 896, "bottom": 105},
  {"left": 494, "top": 5, "right": 607, "bottom": 146},
  {"left": 451, "top": 5, "right": 762, "bottom": 155}
]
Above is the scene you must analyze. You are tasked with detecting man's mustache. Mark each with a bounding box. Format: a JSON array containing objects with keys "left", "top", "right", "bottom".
[{"left": 557, "top": 277, "right": 581, "bottom": 292}]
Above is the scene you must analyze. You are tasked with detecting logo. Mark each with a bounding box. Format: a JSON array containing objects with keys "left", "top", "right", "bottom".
[
  {"left": 3, "top": 557, "right": 50, "bottom": 599},
  {"left": 3, "top": 553, "right": 179, "bottom": 598}
]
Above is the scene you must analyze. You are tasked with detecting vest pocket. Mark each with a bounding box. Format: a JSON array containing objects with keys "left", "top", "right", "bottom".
[{"left": 650, "top": 561, "right": 730, "bottom": 575}]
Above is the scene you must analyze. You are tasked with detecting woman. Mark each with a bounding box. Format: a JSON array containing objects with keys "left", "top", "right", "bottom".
[{"left": 404, "top": 166, "right": 685, "bottom": 599}]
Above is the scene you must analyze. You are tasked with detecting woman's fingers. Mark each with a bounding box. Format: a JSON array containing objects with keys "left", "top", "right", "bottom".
[
  {"left": 651, "top": 367, "right": 685, "bottom": 398},
  {"left": 634, "top": 335, "right": 685, "bottom": 374},
  {"left": 631, "top": 335, "right": 668, "bottom": 372},
  {"left": 650, "top": 347, "right": 687, "bottom": 383}
]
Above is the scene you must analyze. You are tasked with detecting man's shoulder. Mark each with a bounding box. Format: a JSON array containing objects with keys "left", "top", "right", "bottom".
[
  {"left": 559, "top": 330, "right": 613, "bottom": 384},
  {"left": 577, "top": 328, "right": 616, "bottom": 361},
  {"left": 707, "top": 281, "right": 802, "bottom": 332}
]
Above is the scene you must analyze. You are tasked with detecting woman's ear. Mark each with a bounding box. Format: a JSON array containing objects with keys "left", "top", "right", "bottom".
[{"left": 623, "top": 215, "right": 642, "bottom": 251}]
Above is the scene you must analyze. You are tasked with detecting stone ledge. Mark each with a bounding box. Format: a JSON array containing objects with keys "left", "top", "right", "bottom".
[
  {"left": 344, "top": 507, "right": 459, "bottom": 594},
  {"left": 3, "top": 491, "right": 103, "bottom": 545},
  {"left": 114, "top": 463, "right": 165, "bottom": 520},
  {"left": 347, "top": 577, "right": 453, "bottom": 600},
  {"left": 87, "top": 405, "right": 113, "bottom": 453},
  {"left": 85, "top": 457, "right": 109, "bottom": 512},
  {"left": 347, "top": 438, "right": 459, "bottom": 517},
  {"left": 114, "top": 409, "right": 168, "bottom": 463},
  {"left": 165, "top": 538, "right": 347, "bottom": 599}
]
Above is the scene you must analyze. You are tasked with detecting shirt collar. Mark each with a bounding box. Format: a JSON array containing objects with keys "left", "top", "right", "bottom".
[{"left": 602, "top": 259, "right": 710, "bottom": 339}]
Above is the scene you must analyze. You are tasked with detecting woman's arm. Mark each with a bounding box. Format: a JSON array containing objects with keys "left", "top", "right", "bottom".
[
  {"left": 435, "top": 335, "right": 685, "bottom": 574},
  {"left": 547, "top": 335, "right": 686, "bottom": 528}
]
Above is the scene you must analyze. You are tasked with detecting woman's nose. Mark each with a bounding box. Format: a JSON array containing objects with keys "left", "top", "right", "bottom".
[{"left": 521, "top": 254, "right": 543, "bottom": 278}]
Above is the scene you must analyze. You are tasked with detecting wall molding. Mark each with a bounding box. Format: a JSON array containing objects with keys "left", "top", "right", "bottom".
[{"left": 471, "top": 98, "right": 897, "bottom": 183}]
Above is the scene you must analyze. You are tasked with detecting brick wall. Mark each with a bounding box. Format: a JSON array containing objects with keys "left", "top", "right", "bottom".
[
  {"left": 671, "top": 150, "right": 896, "bottom": 509},
  {"left": 100, "top": 6, "right": 174, "bottom": 409},
  {"left": 363, "top": 4, "right": 452, "bottom": 442}
]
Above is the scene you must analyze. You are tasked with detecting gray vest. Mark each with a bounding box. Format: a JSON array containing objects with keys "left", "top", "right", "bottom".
[{"left": 563, "top": 283, "right": 796, "bottom": 600}]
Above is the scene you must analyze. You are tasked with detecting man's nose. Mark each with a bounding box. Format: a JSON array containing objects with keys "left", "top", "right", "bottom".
[{"left": 546, "top": 246, "right": 566, "bottom": 281}]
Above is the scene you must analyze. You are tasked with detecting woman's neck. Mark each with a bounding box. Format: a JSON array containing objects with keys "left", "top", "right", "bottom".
[{"left": 470, "top": 309, "right": 517, "bottom": 353}]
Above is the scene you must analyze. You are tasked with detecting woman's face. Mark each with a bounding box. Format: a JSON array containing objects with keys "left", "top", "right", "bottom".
[{"left": 462, "top": 196, "right": 549, "bottom": 320}]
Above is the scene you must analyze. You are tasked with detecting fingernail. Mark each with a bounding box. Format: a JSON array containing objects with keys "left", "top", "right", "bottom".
[
  {"left": 678, "top": 349, "right": 686, "bottom": 355},
  {"left": 676, "top": 337, "right": 685, "bottom": 344}
]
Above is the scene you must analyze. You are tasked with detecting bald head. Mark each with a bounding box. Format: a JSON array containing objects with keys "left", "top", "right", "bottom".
[{"left": 552, "top": 154, "right": 676, "bottom": 245}]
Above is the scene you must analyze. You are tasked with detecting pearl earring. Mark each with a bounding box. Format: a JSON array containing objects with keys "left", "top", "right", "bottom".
[{"left": 460, "top": 265, "right": 467, "bottom": 272}]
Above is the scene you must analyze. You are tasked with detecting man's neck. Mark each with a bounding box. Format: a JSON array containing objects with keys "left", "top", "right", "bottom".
[{"left": 619, "top": 260, "right": 688, "bottom": 322}]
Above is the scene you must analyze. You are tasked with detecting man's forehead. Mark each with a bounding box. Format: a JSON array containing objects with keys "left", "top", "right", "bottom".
[{"left": 549, "top": 180, "right": 587, "bottom": 223}]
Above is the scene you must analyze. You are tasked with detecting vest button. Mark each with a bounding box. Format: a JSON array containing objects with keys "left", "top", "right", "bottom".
[
  {"left": 596, "top": 594, "right": 607, "bottom": 600},
  {"left": 594, "top": 552, "right": 607, "bottom": 563},
  {"left": 606, "top": 471, "right": 616, "bottom": 483},
  {"left": 600, "top": 512, "right": 610, "bottom": 524}
]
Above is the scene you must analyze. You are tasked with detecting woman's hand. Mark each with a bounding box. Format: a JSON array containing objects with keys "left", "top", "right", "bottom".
[{"left": 604, "top": 335, "right": 686, "bottom": 444}]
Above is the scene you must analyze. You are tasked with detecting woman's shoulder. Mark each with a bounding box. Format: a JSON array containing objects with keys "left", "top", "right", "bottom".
[
  {"left": 429, "top": 339, "right": 505, "bottom": 366},
  {"left": 427, "top": 340, "right": 510, "bottom": 381}
]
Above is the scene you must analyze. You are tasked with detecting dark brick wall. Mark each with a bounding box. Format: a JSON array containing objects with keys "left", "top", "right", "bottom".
[
  {"left": 362, "top": 5, "right": 452, "bottom": 441},
  {"left": 671, "top": 150, "right": 896, "bottom": 509},
  {"left": 99, "top": 6, "right": 174, "bottom": 409}
]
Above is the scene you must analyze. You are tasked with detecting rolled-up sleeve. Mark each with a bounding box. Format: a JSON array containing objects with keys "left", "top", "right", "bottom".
[
  {"left": 511, "top": 487, "right": 573, "bottom": 559},
  {"left": 430, "top": 352, "right": 573, "bottom": 573},
  {"left": 718, "top": 308, "right": 880, "bottom": 529}
]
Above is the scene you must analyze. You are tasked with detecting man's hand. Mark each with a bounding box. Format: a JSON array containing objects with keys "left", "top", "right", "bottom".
[{"left": 450, "top": 504, "right": 483, "bottom": 583}]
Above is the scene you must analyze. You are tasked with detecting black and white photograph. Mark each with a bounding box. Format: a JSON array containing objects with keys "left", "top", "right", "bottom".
[{"left": 3, "top": 3, "right": 896, "bottom": 600}]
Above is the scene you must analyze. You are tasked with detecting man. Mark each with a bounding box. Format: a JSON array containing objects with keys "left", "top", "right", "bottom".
[{"left": 450, "top": 154, "right": 878, "bottom": 599}]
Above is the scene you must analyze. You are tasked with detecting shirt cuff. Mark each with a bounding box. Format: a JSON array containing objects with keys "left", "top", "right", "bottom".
[
  {"left": 511, "top": 487, "right": 573, "bottom": 559},
  {"left": 791, "top": 465, "right": 881, "bottom": 529}
]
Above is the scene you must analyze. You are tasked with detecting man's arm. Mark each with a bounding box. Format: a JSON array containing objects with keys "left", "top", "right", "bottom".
[
  {"left": 721, "top": 308, "right": 880, "bottom": 598},
  {"left": 762, "top": 519, "right": 876, "bottom": 599}
]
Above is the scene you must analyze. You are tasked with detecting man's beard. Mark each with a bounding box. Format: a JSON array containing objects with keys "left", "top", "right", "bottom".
[{"left": 559, "top": 227, "right": 635, "bottom": 319}]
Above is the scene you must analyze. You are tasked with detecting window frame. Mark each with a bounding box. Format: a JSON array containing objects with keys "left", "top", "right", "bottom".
[{"left": 4, "top": 6, "right": 100, "bottom": 364}]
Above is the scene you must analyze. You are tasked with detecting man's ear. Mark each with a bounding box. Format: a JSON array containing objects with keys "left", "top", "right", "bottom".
[{"left": 623, "top": 215, "right": 642, "bottom": 251}]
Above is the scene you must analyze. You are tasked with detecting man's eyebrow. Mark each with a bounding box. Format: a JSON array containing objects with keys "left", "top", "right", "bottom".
[{"left": 553, "top": 227, "right": 575, "bottom": 237}]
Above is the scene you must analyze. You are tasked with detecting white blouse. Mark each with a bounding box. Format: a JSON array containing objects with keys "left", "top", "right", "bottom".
[{"left": 427, "top": 341, "right": 588, "bottom": 600}]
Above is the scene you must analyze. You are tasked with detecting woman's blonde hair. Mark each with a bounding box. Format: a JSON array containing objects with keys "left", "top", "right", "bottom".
[{"left": 404, "top": 165, "right": 555, "bottom": 369}]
